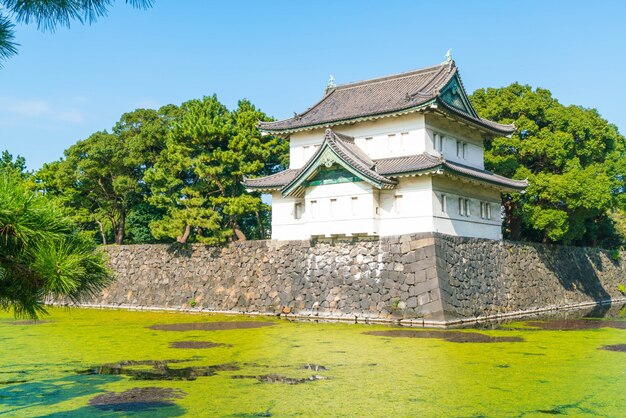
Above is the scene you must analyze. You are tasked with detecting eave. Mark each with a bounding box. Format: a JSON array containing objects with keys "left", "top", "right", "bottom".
[{"left": 260, "top": 100, "right": 438, "bottom": 136}]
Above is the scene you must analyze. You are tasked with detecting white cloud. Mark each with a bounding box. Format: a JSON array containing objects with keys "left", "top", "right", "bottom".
[
  {"left": 9, "top": 100, "right": 51, "bottom": 117},
  {"left": 0, "top": 97, "right": 85, "bottom": 124}
]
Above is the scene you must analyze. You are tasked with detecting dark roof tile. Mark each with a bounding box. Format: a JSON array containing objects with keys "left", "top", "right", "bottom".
[
  {"left": 244, "top": 129, "right": 527, "bottom": 192},
  {"left": 259, "top": 61, "right": 514, "bottom": 135},
  {"left": 243, "top": 169, "right": 299, "bottom": 189}
]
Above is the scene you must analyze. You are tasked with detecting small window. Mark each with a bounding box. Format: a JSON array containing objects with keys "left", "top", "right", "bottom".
[
  {"left": 365, "top": 136, "right": 374, "bottom": 151},
  {"left": 310, "top": 200, "right": 317, "bottom": 218},
  {"left": 294, "top": 202, "right": 303, "bottom": 220},
  {"left": 303, "top": 145, "right": 310, "bottom": 160},
  {"left": 480, "top": 202, "right": 491, "bottom": 220},
  {"left": 351, "top": 196, "right": 358, "bottom": 216},
  {"left": 394, "top": 194, "right": 403, "bottom": 214},
  {"left": 330, "top": 198, "right": 338, "bottom": 217},
  {"left": 434, "top": 133, "right": 443, "bottom": 152},
  {"left": 456, "top": 141, "right": 469, "bottom": 159},
  {"left": 458, "top": 198, "right": 470, "bottom": 217},
  {"left": 441, "top": 194, "right": 447, "bottom": 213}
]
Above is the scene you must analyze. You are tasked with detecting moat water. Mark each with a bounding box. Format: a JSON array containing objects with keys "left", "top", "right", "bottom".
[{"left": 0, "top": 307, "right": 624, "bottom": 417}]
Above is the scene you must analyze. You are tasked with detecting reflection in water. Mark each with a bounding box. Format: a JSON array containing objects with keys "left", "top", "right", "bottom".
[
  {"left": 78, "top": 360, "right": 239, "bottom": 380},
  {"left": 5, "top": 320, "right": 54, "bottom": 325},
  {"left": 523, "top": 320, "right": 626, "bottom": 330},
  {"left": 148, "top": 321, "right": 275, "bottom": 331},
  {"left": 300, "top": 364, "right": 327, "bottom": 371},
  {"left": 600, "top": 344, "right": 626, "bottom": 353},
  {"left": 363, "top": 329, "right": 524, "bottom": 343},
  {"left": 232, "top": 373, "right": 328, "bottom": 385},
  {"left": 169, "top": 341, "right": 229, "bottom": 349},
  {"left": 89, "top": 387, "right": 185, "bottom": 412},
  {"left": 458, "top": 303, "right": 626, "bottom": 330}
]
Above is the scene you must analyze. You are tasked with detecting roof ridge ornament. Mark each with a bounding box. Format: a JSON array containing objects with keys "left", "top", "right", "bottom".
[
  {"left": 443, "top": 49, "right": 453, "bottom": 65},
  {"left": 327, "top": 74, "right": 336, "bottom": 89}
]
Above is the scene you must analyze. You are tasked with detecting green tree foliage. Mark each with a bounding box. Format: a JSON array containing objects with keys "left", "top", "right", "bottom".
[
  {"left": 125, "top": 203, "right": 166, "bottom": 243},
  {"left": 0, "top": 0, "right": 152, "bottom": 65},
  {"left": 0, "top": 168, "right": 110, "bottom": 318},
  {"left": 0, "top": 150, "right": 29, "bottom": 177},
  {"left": 470, "top": 83, "right": 626, "bottom": 246},
  {"left": 38, "top": 131, "right": 139, "bottom": 245},
  {"left": 36, "top": 99, "right": 285, "bottom": 245},
  {"left": 37, "top": 106, "right": 178, "bottom": 245},
  {"left": 146, "top": 96, "right": 287, "bottom": 244}
]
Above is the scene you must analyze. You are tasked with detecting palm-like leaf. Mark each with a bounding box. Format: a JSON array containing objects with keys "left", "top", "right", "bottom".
[
  {"left": 0, "top": 14, "right": 18, "bottom": 64},
  {"left": 0, "top": 169, "right": 111, "bottom": 318},
  {"left": 0, "top": 0, "right": 153, "bottom": 64}
]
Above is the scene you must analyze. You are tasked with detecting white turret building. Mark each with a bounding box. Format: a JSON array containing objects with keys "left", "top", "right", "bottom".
[{"left": 244, "top": 59, "right": 527, "bottom": 240}]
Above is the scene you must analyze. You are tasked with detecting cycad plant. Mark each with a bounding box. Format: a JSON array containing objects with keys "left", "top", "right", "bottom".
[
  {"left": 0, "top": 169, "right": 110, "bottom": 318},
  {"left": 0, "top": 0, "right": 153, "bottom": 66}
]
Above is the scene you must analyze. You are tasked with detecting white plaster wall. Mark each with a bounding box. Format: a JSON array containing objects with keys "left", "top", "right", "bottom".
[
  {"left": 304, "top": 181, "right": 378, "bottom": 237},
  {"left": 378, "top": 176, "right": 434, "bottom": 236},
  {"left": 270, "top": 192, "right": 306, "bottom": 240},
  {"left": 272, "top": 111, "right": 507, "bottom": 240},
  {"left": 424, "top": 114, "right": 485, "bottom": 169},
  {"left": 431, "top": 176, "right": 502, "bottom": 240},
  {"left": 270, "top": 182, "right": 380, "bottom": 239},
  {"left": 288, "top": 113, "right": 427, "bottom": 168},
  {"left": 271, "top": 175, "right": 505, "bottom": 240}
]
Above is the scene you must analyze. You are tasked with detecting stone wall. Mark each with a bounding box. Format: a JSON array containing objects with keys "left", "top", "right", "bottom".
[
  {"left": 81, "top": 233, "right": 626, "bottom": 326},
  {"left": 434, "top": 235, "right": 626, "bottom": 321}
]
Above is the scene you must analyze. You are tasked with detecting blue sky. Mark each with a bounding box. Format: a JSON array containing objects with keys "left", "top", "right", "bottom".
[{"left": 2, "top": 0, "right": 625, "bottom": 171}]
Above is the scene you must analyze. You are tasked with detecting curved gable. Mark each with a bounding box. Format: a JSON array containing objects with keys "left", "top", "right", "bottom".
[{"left": 282, "top": 130, "right": 396, "bottom": 197}]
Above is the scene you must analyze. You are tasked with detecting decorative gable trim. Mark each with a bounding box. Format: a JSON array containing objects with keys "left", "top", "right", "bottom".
[
  {"left": 282, "top": 130, "right": 396, "bottom": 197},
  {"left": 438, "top": 74, "right": 479, "bottom": 119}
]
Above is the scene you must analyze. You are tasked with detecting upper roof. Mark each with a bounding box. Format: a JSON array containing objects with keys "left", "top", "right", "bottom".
[
  {"left": 259, "top": 60, "right": 515, "bottom": 136},
  {"left": 243, "top": 129, "right": 528, "bottom": 193}
]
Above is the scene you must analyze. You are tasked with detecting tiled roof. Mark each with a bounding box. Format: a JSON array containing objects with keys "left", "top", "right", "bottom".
[
  {"left": 436, "top": 99, "right": 515, "bottom": 134},
  {"left": 322, "top": 130, "right": 393, "bottom": 186},
  {"left": 243, "top": 169, "right": 299, "bottom": 189},
  {"left": 375, "top": 153, "right": 527, "bottom": 190},
  {"left": 376, "top": 153, "right": 441, "bottom": 175},
  {"left": 259, "top": 61, "right": 515, "bottom": 135},
  {"left": 441, "top": 160, "right": 528, "bottom": 190},
  {"left": 280, "top": 130, "right": 396, "bottom": 196},
  {"left": 243, "top": 129, "right": 528, "bottom": 192}
]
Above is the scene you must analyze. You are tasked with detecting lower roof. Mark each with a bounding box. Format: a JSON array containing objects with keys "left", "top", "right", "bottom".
[{"left": 243, "top": 129, "right": 528, "bottom": 193}]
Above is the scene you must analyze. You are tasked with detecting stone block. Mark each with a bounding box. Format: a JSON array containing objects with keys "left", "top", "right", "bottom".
[
  {"left": 404, "top": 273, "right": 416, "bottom": 285},
  {"left": 414, "top": 269, "right": 427, "bottom": 283},
  {"left": 406, "top": 297, "right": 418, "bottom": 308},
  {"left": 410, "top": 238, "right": 435, "bottom": 250},
  {"left": 417, "top": 293, "right": 431, "bottom": 306},
  {"left": 410, "top": 258, "right": 434, "bottom": 273},
  {"left": 426, "top": 266, "right": 438, "bottom": 280}
]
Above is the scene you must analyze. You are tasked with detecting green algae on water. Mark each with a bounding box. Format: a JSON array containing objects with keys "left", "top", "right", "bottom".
[{"left": 0, "top": 307, "right": 624, "bottom": 417}]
